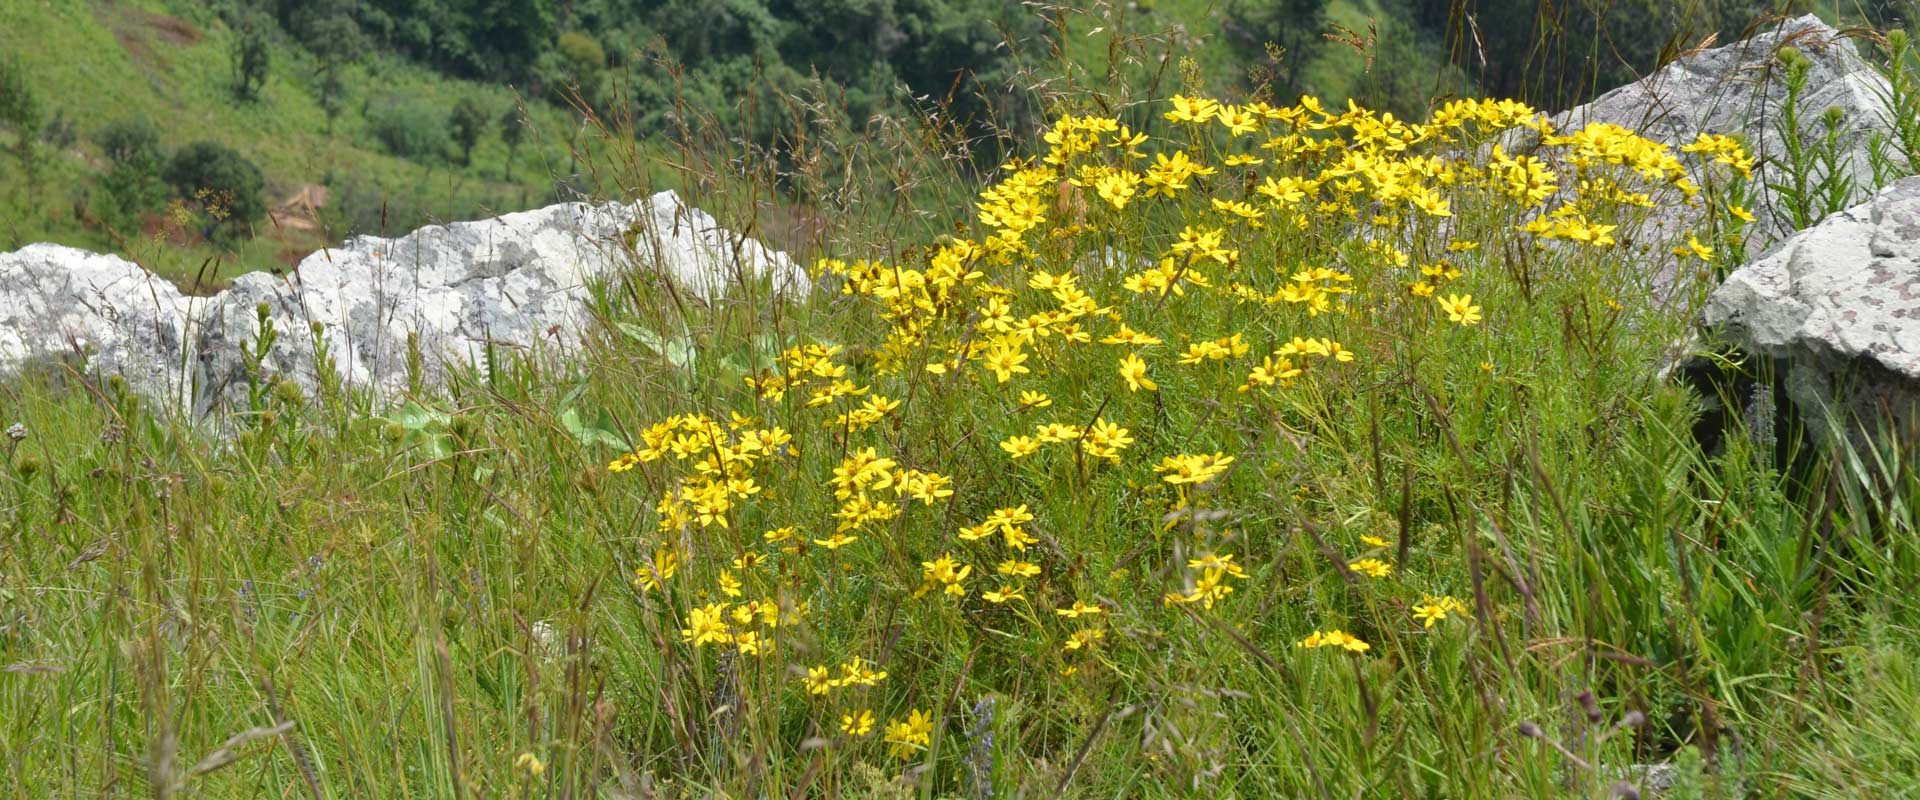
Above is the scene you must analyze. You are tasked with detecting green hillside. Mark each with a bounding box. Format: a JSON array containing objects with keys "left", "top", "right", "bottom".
[
  {"left": 0, "top": 0, "right": 1891, "bottom": 297},
  {"left": 6, "top": 2, "right": 1920, "bottom": 797},
  {"left": 0, "top": 0, "right": 579, "bottom": 292}
]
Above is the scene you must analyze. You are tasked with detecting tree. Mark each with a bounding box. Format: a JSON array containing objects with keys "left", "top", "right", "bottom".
[
  {"left": 231, "top": 12, "right": 273, "bottom": 100},
  {"left": 448, "top": 97, "right": 491, "bottom": 165},
  {"left": 1224, "top": 0, "right": 1333, "bottom": 96},
  {"left": 92, "top": 117, "right": 170, "bottom": 232},
  {"left": 499, "top": 104, "right": 525, "bottom": 181},
  {"left": 357, "top": 0, "right": 556, "bottom": 80},
  {"left": 553, "top": 30, "right": 609, "bottom": 107},
  {"left": 0, "top": 54, "right": 42, "bottom": 161},
  {"left": 164, "top": 141, "right": 266, "bottom": 242},
  {"left": 305, "top": 4, "right": 365, "bottom": 133}
]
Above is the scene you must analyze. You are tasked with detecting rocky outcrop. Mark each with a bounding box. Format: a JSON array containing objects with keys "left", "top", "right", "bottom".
[
  {"left": 0, "top": 190, "right": 807, "bottom": 414},
  {"left": 1550, "top": 15, "right": 1893, "bottom": 249},
  {"left": 0, "top": 245, "right": 200, "bottom": 407},
  {"left": 1702, "top": 177, "right": 1920, "bottom": 445}
]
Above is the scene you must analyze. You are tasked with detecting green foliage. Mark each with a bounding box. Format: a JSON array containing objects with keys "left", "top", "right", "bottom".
[
  {"left": 367, "top": 95, "right": 450, "bottom": 161},
  {"left": 555, "top": 30, "right": 607, "bottom": 71},
  {"left": 499, "top": 104, "right": 525, "bottom": 180},
  {"left": 90, "top": 117, "right": 170, "bottom": 233},
  {"left": 528, "top": 0, "right": 1044, "bottom": 146},
  {"left": 357, "top": 0, "right": 558, "bottom": 81},
  {"left": 4, "top": 108, "right": 1920, "bottom": 792},
  {"left": 0, "top": 0, "right": 583, "bottom": 289},
  {"left": 1876, "top": 29, "right": 1920, "bottom": 177},
  {"left": 550, "top": 29, "right": 610, "bottom": 106},
  {"left": 163, "top": 140, "right": 266, "bottom": 240},
  {"left": 0, "top": 53, "right": 42, "bottom": 156},
  {"left": 1768, "top": 48, "right": 1865, "bottom": 230},
  {"left": 1224, "top": 0, "right": 1331, "bottom": 92},
  {"left": 448, "top": 96, "right": 491, "bottom": 165},
  {"left": 1406, "top": 0, "right": 1778, "bottom": 109},
  {"left": 228, "top": 8, "right": 273, "bottom": 101},
  {"left": 306, "top": 3, "right": 365, "bottom": 131},
  {"left": 93, "top": 116, "right": 164, "bottom": 167}
]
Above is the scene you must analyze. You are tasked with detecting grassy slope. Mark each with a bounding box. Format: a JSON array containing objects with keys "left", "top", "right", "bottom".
[
  {"left": 1, "top": 0, "right": 1462, "bottom": 293},
  {"left": 5, "top": 8, "right": 1920, "bottom": 797},
  {"left": 0, "top": 0, "right": 581, "bottom": 291},
  {"left": 3, "top": 76, "right": 1920, "bottom": 796}
]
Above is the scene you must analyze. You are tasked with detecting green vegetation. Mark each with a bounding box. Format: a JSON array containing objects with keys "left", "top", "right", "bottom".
[
  {"left": 5, "top": 9, "right": 1920, "bottom": 792},
  {"left": 0, "top": 1, "right": 581, "bottom": 291},
  {"left": 7, "top": 0, "right": 1911, "bottom": 297}
]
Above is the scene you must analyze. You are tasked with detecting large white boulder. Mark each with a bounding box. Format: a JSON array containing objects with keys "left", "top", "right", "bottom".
[
  {"left": 1549, "top": 15, "right": 1894, "bottom": 250},
  {"left": 1703, "top": 177, "right": 1920, "bottom": 441},
  {"left": 0, "top": 190, "right": 808, "bottom": 414},
  {"left": 0, "top": 244, "right": 200, "bottom": 407}
]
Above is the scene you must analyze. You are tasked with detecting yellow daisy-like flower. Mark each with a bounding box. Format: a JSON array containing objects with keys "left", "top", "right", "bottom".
[
  {"left": 1163, "top": 94, "right": 1221, "bottom": 124},
  {"left": 981, "top": 585, "right": 1026, "bottom": 604},
  {"left": 1153, "top": 452, "right": 1235, "bottom": 485},
  {"left": 1437, "top": 293, "right": 1483, "bottom": 326},
  {"left": 1672, "top": 234, "right": 1714, "bottom": 262},
  {"left": 814, "top": 532, "right": 859, "bottom": 550},
  {"left": 884, "top": 709, "right": 934, "bottom": 758},
  {"left": 1064, "top": 627, "right": 1106, "bottom": 650},
  {"left": 1348, "top": 557, "right": 1393, "bottom": 578},
  {"left": 1000, "top": 434, "right": 1041, "bottom": 459},
  {"left": 982, "top": 339, "right": 1030, "bottom": 383},
  {"left": 841, "top": 709, "right": 875, "bottom": 736},
  {"left": 1056, "top": 600, "right": 1104, "bottom": 618},
  {"left": 634, "top": 548, "right": 678, "bottom": 592},
  {"left": 1118, "top": 353, "right": 1157, "bottom": 392},
  {"left": 998, "top": 559, "right": 1042, "bottom": 578},
  {"left": 681, "top": 603, "right": 732, "bottom": 647},
  {"left": 1094, "top": 171, "right": 1142, "bottom": 209},
  {"left": 1100, "top": 324, "right": 1164, "bottom": 346},
  {"left": 1296, "top": 629, "right": 1370, "bottom": 653}
]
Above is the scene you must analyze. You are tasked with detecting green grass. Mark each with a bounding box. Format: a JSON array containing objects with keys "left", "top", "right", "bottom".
[
  {"left": 7, "top": 7, "right": 1920, "bottom": 799},
  {"left": 5, "top": 67, "right": 1920, "bottom": 799},
  {"left": 0, "top": 0, "right": 582, "bottom": 291}
]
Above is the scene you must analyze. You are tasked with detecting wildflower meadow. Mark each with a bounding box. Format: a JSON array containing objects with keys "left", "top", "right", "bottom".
[{"left": 6, "top": 30, "right": 1920, "bottom": 800}]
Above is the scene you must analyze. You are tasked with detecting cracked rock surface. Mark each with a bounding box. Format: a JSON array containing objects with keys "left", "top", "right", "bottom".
[
  {"left": 0, "top": 190, "right": 806, "bottom": 413},
  {"left": 1704, "top": 177, "right": 1920, "bottom": 441}
]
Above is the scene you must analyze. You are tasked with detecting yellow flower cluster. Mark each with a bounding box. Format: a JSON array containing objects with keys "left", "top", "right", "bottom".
[
  {"left": 1412, "top": 595, "right": 1470, "bottom": 627},
  {"left": 680, "top": 596, "right": 798, "bottom": 657},
  {"left": 603, "top": 90, "right": 1754, "bottom": 763},
  {"left": 1296, "top": 629, "right": 1372, "bottom": 653}
]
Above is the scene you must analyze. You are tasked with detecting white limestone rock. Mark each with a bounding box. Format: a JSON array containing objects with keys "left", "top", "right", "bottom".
[
  {"left": 193, "top": 189, "right": 808, "bottom": 410},
  {"left": 0, "top": 190, "right": 807, "bottom": 414},
  {"left": 0, "top": 244, "right": 199, "bottom": 406},
  {"left": 1704, "top": 176, "right": 1920, "bottom": 439},
  {"left": 1549, "top": 15, "right": 1894, "bottom": 248}
]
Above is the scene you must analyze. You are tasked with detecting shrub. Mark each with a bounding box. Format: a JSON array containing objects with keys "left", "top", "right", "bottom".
[
  {"left": 163, "top": 140, "right": 266, "bottom": 240},
  {"left": 556, "top": 30, "right": 606, "bottom": 72},
  {"left": 93, "top": 116, "right": 164, "bottom": 167},
  {"left": 447, "top": 96, "right": 490, "bottom": 165},
  {"left": 91, "top": 116, "right": 169, "bottom": 232},
  {"left": 229, "top": 9, "right": 272, "bottom": 100},
  {"left": 0, "top": 53, "right": 42, "bottom": 155},
  {"left": 366, "top": 96, "right": 449, "bottom": 161}
]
